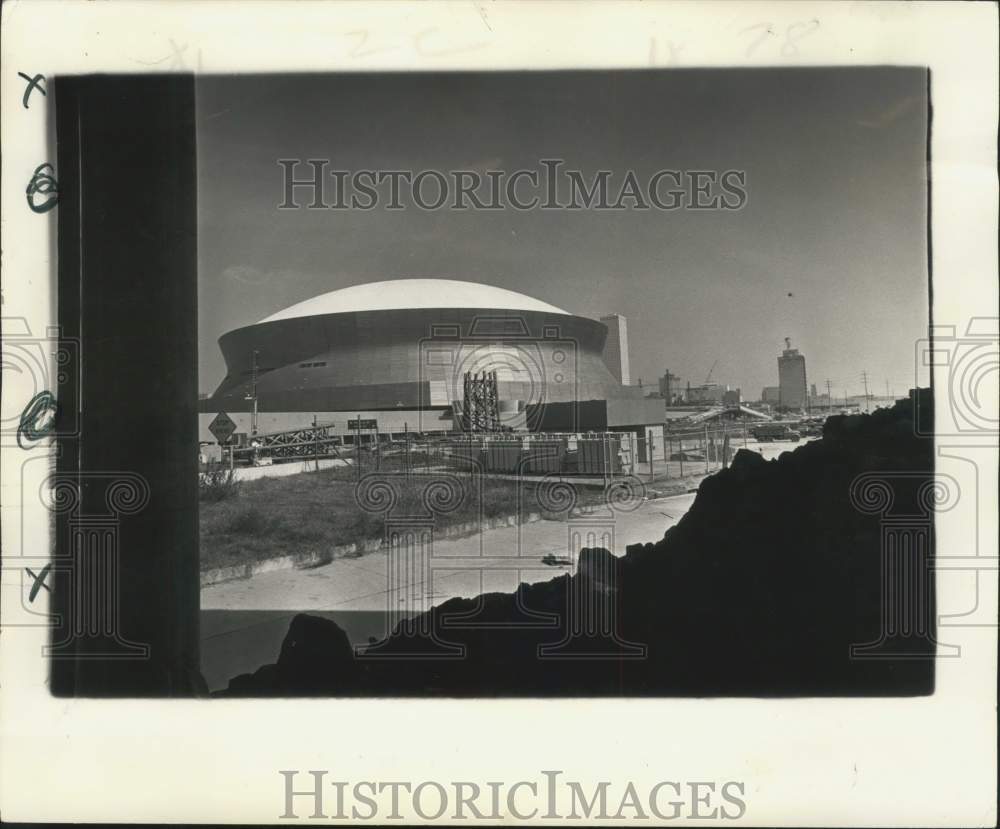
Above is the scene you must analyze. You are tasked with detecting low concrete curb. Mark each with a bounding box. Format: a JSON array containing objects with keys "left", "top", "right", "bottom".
[
  {"left": 200, "top": 511, "right": 544, "bottom": 588},
  {"left": 199, "top": 457, "right": 351, "bottom": 484}
]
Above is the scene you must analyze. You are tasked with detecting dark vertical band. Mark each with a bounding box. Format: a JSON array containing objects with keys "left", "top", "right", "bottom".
[{"left": 53, "top": 75, "right": 202, "bottom": 696}]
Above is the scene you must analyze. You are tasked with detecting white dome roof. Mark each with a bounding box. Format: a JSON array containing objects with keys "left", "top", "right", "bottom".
[{"left": 258, "top": 278, "right": 569, "bottom": 323}]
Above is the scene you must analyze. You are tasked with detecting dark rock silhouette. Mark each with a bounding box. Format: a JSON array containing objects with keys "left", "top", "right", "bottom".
[
  {"left": 225, "top": 613, "right": 359, "bottom": 695},
  {"left": 219, "top": 392, "right": 936, "bottom": 697}
]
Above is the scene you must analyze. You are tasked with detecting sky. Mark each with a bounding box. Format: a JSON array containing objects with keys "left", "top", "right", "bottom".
[{"left": 196, "top": 67, "right": 929, "bottom": 401}]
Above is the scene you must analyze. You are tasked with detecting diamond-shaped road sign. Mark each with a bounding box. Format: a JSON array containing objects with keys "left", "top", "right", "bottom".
[{"left": 208, "top": 411, "right": 237, "bottom": 444}]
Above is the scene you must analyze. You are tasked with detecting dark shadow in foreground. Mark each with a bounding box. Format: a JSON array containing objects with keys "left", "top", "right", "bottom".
[{"left": 217, "top": 392, "right": 937, "bottom": 697}]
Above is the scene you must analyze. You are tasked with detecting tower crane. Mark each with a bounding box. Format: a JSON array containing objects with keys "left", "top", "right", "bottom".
[{"left": 704, "top": 359, "right": 718, "bottom": 385}]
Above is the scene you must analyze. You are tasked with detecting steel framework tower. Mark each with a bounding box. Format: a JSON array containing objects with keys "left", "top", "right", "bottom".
[{"left": 462, "top": 370, "right": 501, "bottom": 432}]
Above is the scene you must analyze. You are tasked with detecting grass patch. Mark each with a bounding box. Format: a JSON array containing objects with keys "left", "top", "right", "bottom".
[
  {"left": 199, "top": 466, "right": 617, "bottom": 572},
  {"left": 198, "top": 468, "right": 240, "bottom": 503}
]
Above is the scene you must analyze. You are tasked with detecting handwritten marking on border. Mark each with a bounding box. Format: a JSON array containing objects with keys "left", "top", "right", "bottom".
[
  {"left": 25, "top": 163, "right": 59, "bottom": 213},
  {"left": 17, "top": 72, "right": 46, "bottom": 108},
  {"left": 17, "top": 390, "right": 58, "bottom": 448},
  {"left": 27, "top": 565, "right": 52, "bottom": 602}
]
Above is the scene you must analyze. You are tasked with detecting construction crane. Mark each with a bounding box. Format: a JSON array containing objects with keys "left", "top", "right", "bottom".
[{"left": 704, "top": 359, "right": 718, "bottom": 385}]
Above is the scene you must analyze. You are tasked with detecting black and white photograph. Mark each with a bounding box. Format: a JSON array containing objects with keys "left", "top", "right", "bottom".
[
  {"left": 1, "top": 1, "right": 996, "bottom": 825},
  {"left": 193, "top": 67, "right": 937, "bottom": 697}
]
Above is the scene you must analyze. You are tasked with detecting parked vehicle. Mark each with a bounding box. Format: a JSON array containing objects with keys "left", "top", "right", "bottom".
[
  {"left": 796, "top": 422, "right": 824, "bottom": 438},
  {"left": 751, "top": 423, "right": 801, "bottom": 442}
]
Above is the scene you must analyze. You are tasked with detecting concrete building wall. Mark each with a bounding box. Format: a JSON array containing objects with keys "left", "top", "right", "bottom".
[
  {"left": 640, "top": 424, "right": 666, "bottom": 462},
  {"left": 600, "top": 314, "right": 631, "bottom": 386}
]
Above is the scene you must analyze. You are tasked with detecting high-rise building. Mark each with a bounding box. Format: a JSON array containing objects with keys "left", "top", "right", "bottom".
[
  {"left": 777, "top": 337, "right": 808, "bottom": 410},
  {"left": 600, "top": 314, "right": 631, "bottom": 386}
]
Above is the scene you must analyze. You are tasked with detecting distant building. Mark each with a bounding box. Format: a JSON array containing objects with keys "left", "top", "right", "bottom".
[
  {"left": 846, "top": 394, "right": 896, "bottom": 414},
  {"left": 685, "top": 382, "right": 727, "bottom": 404},
  {"left": 600, "top": 314, "right": 631, "bottom": 386},
  {"left": 761, "top": 386, "right": 780, "bottom": 404},
  {"left": 658, "top": 370, "right": 684, "bottom": 404},
  {"left": 809, "top": 393, "right": 832, "bottom": 410},
  {"left": 722, "top": 388, "right": 742, "bottom": 406},
  {"left": 777, "top": 338, "right": 807, "bottom": 410}
]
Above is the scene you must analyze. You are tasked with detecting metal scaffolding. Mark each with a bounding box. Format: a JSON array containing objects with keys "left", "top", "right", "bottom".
[
  {"left": 229, "top": 422, "right": 343, "bottom": 464},
  {"left": 462, "top": 370, "right": 501, "bottom": 433}
]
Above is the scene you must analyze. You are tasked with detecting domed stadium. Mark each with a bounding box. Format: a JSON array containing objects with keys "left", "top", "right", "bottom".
[{"left": 198, "top": 278, "right": 662, "bottom": 443}]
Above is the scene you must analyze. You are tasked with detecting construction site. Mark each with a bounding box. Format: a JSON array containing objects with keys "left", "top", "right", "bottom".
[
  {"left": 200, "top": 394, "right": 929, "bottom": 697},
  {"left": 195, "top": 279, "right": 837, "bottom": 688},
  {"left": 200, "top": 367, "right": 811, "bottom": 504},
  {"left": 197, "top": 280, "right": 833, "bottom": 576}
]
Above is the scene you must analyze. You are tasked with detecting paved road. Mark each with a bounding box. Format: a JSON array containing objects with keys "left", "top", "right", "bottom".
[{"left": 200, "top": 492, "right": 696, "bottom": 691}]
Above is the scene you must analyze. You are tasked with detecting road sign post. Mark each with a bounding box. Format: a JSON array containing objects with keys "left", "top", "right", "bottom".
[
  {"left": 208, "top": 413, "right": 237, "bottom": 471},
  {"left": 208, "top": 411, "right": 237, "bottom": 445}
]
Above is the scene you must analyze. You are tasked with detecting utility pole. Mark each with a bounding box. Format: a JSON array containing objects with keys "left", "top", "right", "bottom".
[
  {"left": 354, "top": 416, "right": 361, "bottom": 481},
  {"left": 861, "top": 370, "right": 871, "bottom": 412},
  {"left": 312, "top": 414, "right": 320, "bottom": 471},
  {"left": 704, "top": 424, "right": 709, "bottom": 474},
  {"left": 249, "top": 349, "right": 260, "bottom": 435},
  {"left": 825, "top": 379, "right": 833, "bottom": 412}
]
